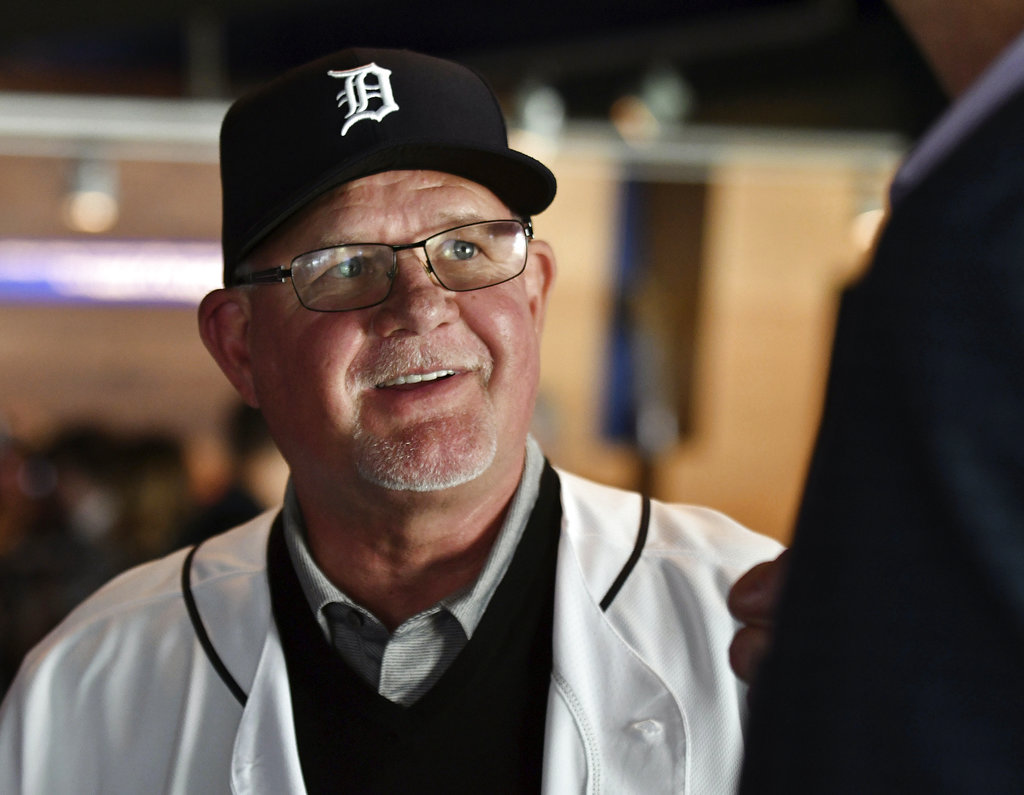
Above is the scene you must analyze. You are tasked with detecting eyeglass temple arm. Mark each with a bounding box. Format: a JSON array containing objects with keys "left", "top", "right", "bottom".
[{"left": 233, "top": 266, "right": 291, "bottom": 285}]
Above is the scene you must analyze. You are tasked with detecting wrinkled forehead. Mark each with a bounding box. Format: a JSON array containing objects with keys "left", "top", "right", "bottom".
[{"left": 324, "top": 170, "right": 512, "bottom": 221}]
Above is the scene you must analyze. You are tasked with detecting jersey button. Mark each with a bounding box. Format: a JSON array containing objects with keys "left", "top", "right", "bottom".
[{"left": 628, "top": 719, "right": 664, "bottom": 740}]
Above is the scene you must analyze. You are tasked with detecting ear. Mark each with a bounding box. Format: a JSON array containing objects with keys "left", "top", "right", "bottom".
[
  {"left": 198, "top": 288, "right": 260, "bottom": 407},
  {"left": 522, "top": 238, "right": 557, "bottom": 336}
]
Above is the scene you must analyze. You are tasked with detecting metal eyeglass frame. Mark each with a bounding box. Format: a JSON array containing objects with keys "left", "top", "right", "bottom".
[{"left": 232, "top": 218, "right": 534, "bottom": 312}]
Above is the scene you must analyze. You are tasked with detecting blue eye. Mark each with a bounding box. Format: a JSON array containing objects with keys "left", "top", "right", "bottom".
[
  {"left": 330, "top": 257, "right": 365, "bottom": 278},
  {"left": 439, "top": 239, "right": 479, "bottom": 261}
]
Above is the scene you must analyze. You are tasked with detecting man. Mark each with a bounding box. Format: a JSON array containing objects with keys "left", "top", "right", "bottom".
[
  {"left": 0, "top": 48, "right": 779, "bottom": 793},
  {"left": 730, "top": 2, "right": 1024, "bottom": 791}
]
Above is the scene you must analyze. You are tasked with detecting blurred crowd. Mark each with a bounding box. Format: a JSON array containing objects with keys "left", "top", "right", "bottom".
[{"left": 0, "top": 404, "right": 289, "bottom": 696}]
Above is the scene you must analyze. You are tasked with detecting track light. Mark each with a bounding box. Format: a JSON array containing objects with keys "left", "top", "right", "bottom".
[{"left": 63, "top": 157, "right": 120, "bottom": 234}]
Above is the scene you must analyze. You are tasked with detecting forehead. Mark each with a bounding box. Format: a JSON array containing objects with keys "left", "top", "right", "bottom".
[
  {"left": 332, "top": 170, "right": 507, "bottom": 207},
  {"left": 296, "top": 170, "right": 509, "bottom": 238}
]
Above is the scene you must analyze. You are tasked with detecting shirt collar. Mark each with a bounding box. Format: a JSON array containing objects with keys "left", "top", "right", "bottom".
[
  {"left": 440, "top": 435, "right": 544, "bottom": 634},
  {"left": 282, "top": 435, "right": 545, "bottom": 639}
]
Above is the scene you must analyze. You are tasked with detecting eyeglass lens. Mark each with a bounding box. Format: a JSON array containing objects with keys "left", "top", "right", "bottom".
[{"left": 290, "top": 220, "right": 528, "bottom": 312}]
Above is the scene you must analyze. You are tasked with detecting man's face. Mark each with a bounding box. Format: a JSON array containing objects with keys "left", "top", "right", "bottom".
[{"left": 202, "top": 170, "right": 555, "bottom": 506}]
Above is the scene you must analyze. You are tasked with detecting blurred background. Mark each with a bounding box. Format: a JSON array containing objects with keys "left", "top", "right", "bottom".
[{"left": 1, "top": 0, "right": 945, "bottom": 685}]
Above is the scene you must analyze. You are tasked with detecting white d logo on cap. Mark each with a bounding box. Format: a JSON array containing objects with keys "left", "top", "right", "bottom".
[{"left": 328, "top": 63, "right": 400, "bottom": 136}]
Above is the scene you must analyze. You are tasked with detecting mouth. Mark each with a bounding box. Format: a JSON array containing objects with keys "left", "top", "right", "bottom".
[{"left": 375, "top": 369, "right": 458, "bottom": 388}]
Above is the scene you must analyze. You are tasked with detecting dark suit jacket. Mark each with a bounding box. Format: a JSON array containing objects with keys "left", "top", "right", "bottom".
[{"left": 740, "top": 84, "right": 1024, "bottom": 792}]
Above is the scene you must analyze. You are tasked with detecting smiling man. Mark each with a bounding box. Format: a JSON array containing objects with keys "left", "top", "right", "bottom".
[
  {"left": 203, "top": 167, "right": 555, "bottom": 633},
  {"left": 0, "top": 48, "right": 780, "bottom": 793}
]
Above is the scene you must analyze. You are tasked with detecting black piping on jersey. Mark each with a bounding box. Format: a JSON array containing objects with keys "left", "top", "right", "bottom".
[
  {"left": 184, "top": 493, "right": 651, "bottom": 704},
  {"left": 182, "top": 542, "right": 249, "bottom": 707},
  {"left": 599, "top": 495, "right": 651, "bottom": 611}
]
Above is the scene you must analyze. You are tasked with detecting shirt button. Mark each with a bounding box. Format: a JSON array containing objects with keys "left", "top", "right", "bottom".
[
  {"left": 346, "top": 609, "right": 364, "bottom": 627},
  {"left": 629, "top": 719, "right": 664, "bottom": 740}
]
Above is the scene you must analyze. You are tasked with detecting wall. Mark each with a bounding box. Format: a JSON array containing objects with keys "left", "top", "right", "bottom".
[{"left": 532, "top": 132, "right": 893, "bottom": 542}]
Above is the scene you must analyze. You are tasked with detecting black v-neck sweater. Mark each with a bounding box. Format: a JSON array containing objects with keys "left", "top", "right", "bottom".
[{"left": 267, "top": 463, "right": 563, "bottom": 794}]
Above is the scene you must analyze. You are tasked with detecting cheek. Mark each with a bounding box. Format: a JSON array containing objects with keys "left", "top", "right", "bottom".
[
  {"left": 248, "top": 312, "right": 364, "bottom": 427},
  {"left": 465, "top": 290, "right": 542, "bottom": 401}
]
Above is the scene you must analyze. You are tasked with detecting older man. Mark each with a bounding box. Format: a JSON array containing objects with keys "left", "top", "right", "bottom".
[
  {"left": 0, "top": 48, "right": 779, "bottom": 793},
  {"left": 731, "top": 1, "right": 1024, "bottom": 791}
]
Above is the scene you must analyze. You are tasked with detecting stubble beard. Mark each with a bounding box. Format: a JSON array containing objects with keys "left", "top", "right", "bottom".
[
  {"left": 350, "top": 341, "right": 498, "bottom": 492},
  {"left": 353, "top": 410, "right": 498, "bottom": 492}
]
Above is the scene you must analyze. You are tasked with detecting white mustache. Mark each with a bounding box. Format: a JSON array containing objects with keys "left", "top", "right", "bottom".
[{"left": 355, "top": 341, "right": 492, "bottom": 389}]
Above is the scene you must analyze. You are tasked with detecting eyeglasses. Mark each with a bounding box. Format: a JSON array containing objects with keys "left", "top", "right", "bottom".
[{"left": 233, "top": 219, "right": 533, "bottom": 312}]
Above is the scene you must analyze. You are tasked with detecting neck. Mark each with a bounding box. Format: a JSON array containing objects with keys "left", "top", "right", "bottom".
[{"left": 295, "top": 452, "right": 524, "bottom": 631}]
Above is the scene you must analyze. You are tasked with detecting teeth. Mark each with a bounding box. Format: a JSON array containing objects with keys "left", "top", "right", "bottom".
[{"left": 378, "top": 370, "right": 456, "bottom": 388}]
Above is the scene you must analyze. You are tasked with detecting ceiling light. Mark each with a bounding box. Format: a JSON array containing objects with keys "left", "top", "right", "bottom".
[{"left": 63, "top": 157, "right": 120, "bottom": 234}]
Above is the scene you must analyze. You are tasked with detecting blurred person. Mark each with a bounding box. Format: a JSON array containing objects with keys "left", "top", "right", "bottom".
[
  {"left": 113, "top": 433, "right": 193, "bottom": 566},
  {"left": 0, "top": 48, "right": 781, "bottom": 792},
  {"left": 0, "top": 425, "right": 32, "bottom": 558},
  {"left": 39, "top": 425, "right": 122, "bottom": 551},
  {"left": 730, "top": 1, "right": 1024, "bottom": 791},
  {"left": 179, "top": 402, "right": 288, "bottom": 547},
  {"left": 0, "top": 427, "right": 36, "bottom": 693},
  {"left": 0, "top": 426, "right": 121, "bottom": 695}
]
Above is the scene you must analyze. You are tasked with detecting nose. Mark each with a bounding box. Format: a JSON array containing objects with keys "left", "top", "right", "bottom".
[{"left": 369, "top": 248, "right": 459, "bottom": 337}]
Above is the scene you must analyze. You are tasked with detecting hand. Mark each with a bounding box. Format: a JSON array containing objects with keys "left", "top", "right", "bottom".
[{"left": 728, "top": 549, "right": 789, "bottom": 687}]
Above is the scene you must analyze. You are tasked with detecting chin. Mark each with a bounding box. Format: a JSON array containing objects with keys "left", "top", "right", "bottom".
[{"left": 353, "top": 414, "right": 498, "bottom": 493}]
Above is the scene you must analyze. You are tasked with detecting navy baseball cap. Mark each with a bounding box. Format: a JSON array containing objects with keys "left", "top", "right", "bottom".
[{"left": 219, "top": 47, "right": 557, "bottom": 284}]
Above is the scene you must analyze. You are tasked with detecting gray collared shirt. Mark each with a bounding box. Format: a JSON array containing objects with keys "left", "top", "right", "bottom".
[{"left": 283, "top": 436, "right": 545, "bottom": 706}]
